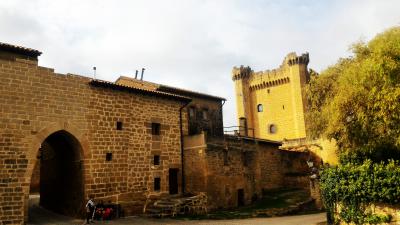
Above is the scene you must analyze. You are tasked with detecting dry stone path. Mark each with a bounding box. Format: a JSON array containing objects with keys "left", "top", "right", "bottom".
[{"left": 28, "top": 205, "right": 326, "bottom": 225}]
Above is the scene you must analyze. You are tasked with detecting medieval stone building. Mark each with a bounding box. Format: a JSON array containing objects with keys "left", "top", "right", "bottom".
[
  {"left": 0, "top": 42, "right": 226, "bottom": 224},
  {"left": 232, "top": 53, "right": 310, "bottom": 141},
  {"left": 232, "top": 53, "right": 338, "bottom": 166},
  {"left": 0, "top": 42, "right": 323, "bottom": 225}
]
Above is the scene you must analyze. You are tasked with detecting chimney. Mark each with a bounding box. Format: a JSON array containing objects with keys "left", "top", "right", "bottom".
[
  {"left": 93, "top": 66, "right": 96, "bottom": 79},
  {"left": 135, "top": 70, "right": 138, "bottom": 79},
  {"left": 140, "top": 68, "right": 145, "bottom": 80}
]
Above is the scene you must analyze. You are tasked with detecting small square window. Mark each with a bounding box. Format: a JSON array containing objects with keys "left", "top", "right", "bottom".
[
  {"left": 269, "top": 124, "right": 277, "bottom": 134},
  {"left": 154, "top": 177, "right": 161, "bottom": 191},
  {"left": 116, "top": 121, "right": 123, "bottom": 130},
  {"left": 154, "top": 155, "right": 160, "bottom": 165},
  {"left": 152, "top": 123, "right": 161, "bottom": 135},
  {"left": 106, "top": 153, "right": 113, "bottom": 161}
]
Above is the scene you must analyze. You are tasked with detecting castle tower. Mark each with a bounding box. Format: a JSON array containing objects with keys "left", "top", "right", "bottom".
[
  {"left": 232, "top": 53, "right": 310, "bottom": 141},
  {"left": 232, "top": 66, "right": 253, "bottom": 136}
]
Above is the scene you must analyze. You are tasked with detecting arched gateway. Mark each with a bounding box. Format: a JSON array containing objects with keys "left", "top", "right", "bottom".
[{"left": 24, "top": 122, "right": 90, "bottom": 223}]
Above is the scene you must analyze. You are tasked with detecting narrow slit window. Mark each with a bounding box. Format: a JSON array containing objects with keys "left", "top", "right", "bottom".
[
  {"left": 154, "top": 177, "right": 161, "bottom": 191},
  {"left": 106, "top": 153, "right": 113, "bottom": 161},
  {"left": 116, "top": 121, "right": 123, "bottom": 130},
  {"left": 154, "top": 155, "right": 160, "bottom": 165},
  {"left": 223, "top": 151, "right": 228, "bottom": 166},
  {"left": 242, "top": 152, "right": 248, "bottom": 167},
  {"left": 152, "top": 123, "right": 161, "bottom": 135}
]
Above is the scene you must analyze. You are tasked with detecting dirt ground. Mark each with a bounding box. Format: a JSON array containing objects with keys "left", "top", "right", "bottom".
[{"left": 28, "top": 205, "right": 326, "bottom": 225}]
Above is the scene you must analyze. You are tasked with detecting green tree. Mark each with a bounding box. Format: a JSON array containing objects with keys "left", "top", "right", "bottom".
[{"left": 306, "top": 27, "right": 400, "bottom": 163}]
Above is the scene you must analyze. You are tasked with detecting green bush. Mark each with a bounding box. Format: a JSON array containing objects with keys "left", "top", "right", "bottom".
[{"left": 320, "top": 160, "right": 400, "bottom": 224}]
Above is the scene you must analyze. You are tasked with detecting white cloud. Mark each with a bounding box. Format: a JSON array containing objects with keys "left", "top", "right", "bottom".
[{"left": 0, "top": 0, "right": 399, "bottom": 127}]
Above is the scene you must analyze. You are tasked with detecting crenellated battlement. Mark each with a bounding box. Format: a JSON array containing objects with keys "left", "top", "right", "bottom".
[
  {"left": 284, "top": 52, "right": 309, "bottom": 66},
  {"left": 232, "top": 65, "right": 252, "bottom": 81},
  {"left": 232, "top": 52, "right": 309, "bottom": 83}
]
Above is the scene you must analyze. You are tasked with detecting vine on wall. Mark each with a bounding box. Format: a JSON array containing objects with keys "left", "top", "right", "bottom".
[{"left": 320, "top": 160, "right": 400, "bottom": 224}]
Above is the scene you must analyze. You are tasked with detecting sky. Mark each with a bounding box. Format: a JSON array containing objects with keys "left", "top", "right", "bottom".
[{"left": 1, "top": 0, "right": 399, "bottom": 126}]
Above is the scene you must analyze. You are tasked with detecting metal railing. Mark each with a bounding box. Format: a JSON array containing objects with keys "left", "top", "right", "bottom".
[{"left": 223, "top": 126, "right": 255, "bottom": 138}]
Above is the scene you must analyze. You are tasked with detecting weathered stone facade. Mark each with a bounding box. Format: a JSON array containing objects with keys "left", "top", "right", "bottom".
[
  {"left": 183, "top": 133, "right": 319, "bottom": 210},
  {"left": 116, "top": 76, "right": 225, "bottom": 138},
  {"left": 0, "top": 43, "right": 201, "bottom": 224},
  {"left": 0, "top": 42, "right": 324, "bottom": 225}
]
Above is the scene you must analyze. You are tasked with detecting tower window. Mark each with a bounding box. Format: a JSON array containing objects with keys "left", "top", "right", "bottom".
[
  {"left": 269, "top": 124, "right": 277, "bottom": 134},
  {"left": 282, "top": 105, "right": 285, "bottom": 110},
  {"left": 152, "top": 123, "right": 161, "bottom": 135},
  {"left": 154, "top": 177, "right": 161, "bottom": 191},
  {"left": 257, "top": 104, "right": 263, "bottom": 112}
]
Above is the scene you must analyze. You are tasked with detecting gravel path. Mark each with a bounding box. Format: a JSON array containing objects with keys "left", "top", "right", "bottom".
[{"left": 28, "top": 204, "right": 326, "bottom": 225}]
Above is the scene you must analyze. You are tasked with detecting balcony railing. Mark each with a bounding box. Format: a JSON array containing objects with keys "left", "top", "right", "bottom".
[{"left": 223, "top": 126, "right": 255, "bottom": 138}]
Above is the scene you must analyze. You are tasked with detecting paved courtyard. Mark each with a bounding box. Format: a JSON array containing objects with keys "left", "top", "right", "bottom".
[{"left": 28, "top": 203, "right": 326, "bottom": 225}]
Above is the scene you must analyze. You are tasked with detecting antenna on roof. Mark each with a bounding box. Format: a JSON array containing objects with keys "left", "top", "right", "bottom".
[
  {"left": 93, "top": 66, "right": 96, "bottom": 79},
  {"left": 141, "top": 68, "right": 145, "bottom": 80},
  {"left": 135, "top": 70, "right": 138, "bottom": 79}
]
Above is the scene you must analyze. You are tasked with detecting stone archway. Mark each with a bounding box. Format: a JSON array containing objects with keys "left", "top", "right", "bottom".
[{"left": 23, "top": 122, "right": 91, "bottom": 222}]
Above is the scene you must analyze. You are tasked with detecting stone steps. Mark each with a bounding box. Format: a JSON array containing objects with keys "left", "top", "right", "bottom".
[{"left": 144, "top": 193, "right": 207, "bottom": 218}]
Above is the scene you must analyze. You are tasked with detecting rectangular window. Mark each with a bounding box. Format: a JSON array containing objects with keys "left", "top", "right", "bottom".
[
  {"left": 154, "top": 177, "right": 161, "bottom": 191},
  {"left": 189, "top": 107, "right": 195, "bottom": 118},
  {"left": 106, "top": 153, "right": 113, "bottom": 161},
  {"left": 153, "top": 155, "right": 160, "bottom": 165},
  {"left": 242, "top": 152, "right": 248, "bottom": 167},
  {"left": 116, "top": 121, "right": 123, "bottom": 130},
  {"left": 223, "top": 151, "right": 228, "bottom": 166},
  {"left": 202, "top": 109, "right": 208, "bottom": 120},
  {"left": 152, "top": 123, "right": 161, "bottom": 135}
]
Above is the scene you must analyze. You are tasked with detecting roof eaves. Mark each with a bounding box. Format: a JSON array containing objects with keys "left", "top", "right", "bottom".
[
  {"left": 0, "top": 42, "right": 42, "bottom": 57},
  {"left": 89, "top": 79, "right": 192, "bottom": 102},
  {"left": 158, "top": 85, "right": 226, "bottom": 101}
]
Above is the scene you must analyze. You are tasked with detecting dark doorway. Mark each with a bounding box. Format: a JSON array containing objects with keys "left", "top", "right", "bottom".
[
  {"left": 169, "top": 168, "right": 179, "bottom": 195},
  {"left": 29, "top": 130, "right": 84, "bottom": 220},
  {"left": 237, "top": 189, "right": 245, "bottom": 207}
]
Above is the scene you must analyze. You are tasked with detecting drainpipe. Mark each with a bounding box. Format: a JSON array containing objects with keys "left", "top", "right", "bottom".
[
  {"left": 221, "top": 99, "right": 226, "bottom": 136},
  {"left": 179, "top": 100, "right": 191, "bottom": 194}
]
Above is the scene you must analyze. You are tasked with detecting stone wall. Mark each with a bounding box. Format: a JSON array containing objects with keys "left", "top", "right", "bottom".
[
  {"left": 0, "top": 52, "right": 188, "bottom": 224},
  {"left": 184, "top": 134, "right": 316, "bottom": 210},
  {"left": 185, "top": 97, "right": 224, "bottom": 138}
]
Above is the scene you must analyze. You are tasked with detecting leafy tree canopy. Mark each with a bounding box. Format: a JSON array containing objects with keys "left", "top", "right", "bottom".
[{"left": 306, "top": 26, "right": 400, "bottom": 163}]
